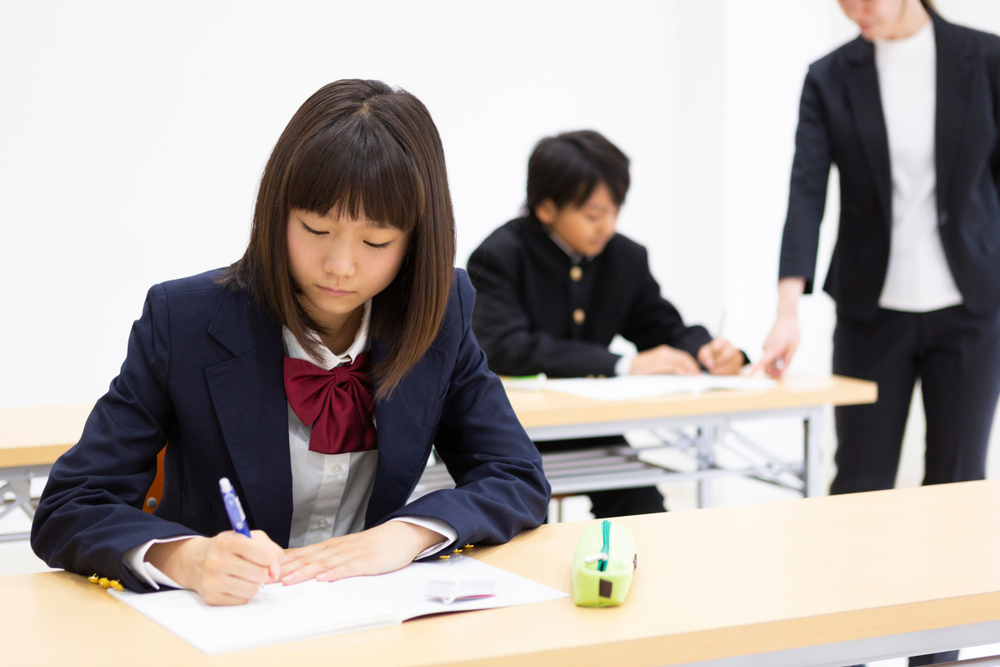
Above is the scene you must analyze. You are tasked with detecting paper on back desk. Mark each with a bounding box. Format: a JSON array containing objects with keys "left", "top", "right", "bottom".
[
  {"left": 545, "top": 374, "right": 776, "bottom": 401},
  {"left": 109, "top": 555, "right": 567, "bottom": 655}
]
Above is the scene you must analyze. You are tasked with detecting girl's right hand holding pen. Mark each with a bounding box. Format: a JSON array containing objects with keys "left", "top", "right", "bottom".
[{"left": 145, "top": 530, "right": 283, "bottom": 606}]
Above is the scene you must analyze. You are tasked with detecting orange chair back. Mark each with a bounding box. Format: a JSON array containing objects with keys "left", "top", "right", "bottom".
[{"left": 143, "top": 448, "right": 166, "bottom": 514}]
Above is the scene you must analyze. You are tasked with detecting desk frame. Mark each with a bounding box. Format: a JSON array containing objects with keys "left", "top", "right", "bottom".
[
  {"left": 0, "top": 465, "right": 46, "bottom": 542},
  {"left": 521, "top": 404, "right": 825, "bottom": 508}
]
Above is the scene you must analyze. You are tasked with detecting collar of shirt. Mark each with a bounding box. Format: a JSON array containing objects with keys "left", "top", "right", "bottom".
[
  {"left": 875, "top": 17, "right": 934, "bottom": 58},
  {"left": 542, "top": 225, "right": 589, "bottom": 264},
  {"left": 281, "top": 300, "right": 372, "bottom": 369}
]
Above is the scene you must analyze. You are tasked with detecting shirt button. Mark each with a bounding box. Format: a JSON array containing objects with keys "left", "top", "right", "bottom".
[
  {"left": 573, "top": 308, "right": 585, "bottom": 325},
  {"left": 570, "top": 265, "right": 583, "bottom": 282},
  {"left": 318, "top": 518, "right": 330, "bottom": 529},
  {"left": 332, "top": 464, "right": 343, "bottom": 475}
]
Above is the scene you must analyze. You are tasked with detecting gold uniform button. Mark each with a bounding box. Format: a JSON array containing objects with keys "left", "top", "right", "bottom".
[
  {"left": 570, "top": 266, "right": 583, "bottom": 282},
  {"left": 573, "top": 308, "right": 585, "bottom": 325}
]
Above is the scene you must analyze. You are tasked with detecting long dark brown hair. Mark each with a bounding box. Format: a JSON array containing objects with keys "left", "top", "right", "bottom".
[{"left": 221, "top": 79, "right": 456, "bottom": 400}]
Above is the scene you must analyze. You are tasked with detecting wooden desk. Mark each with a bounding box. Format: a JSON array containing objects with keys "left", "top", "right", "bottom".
[
  {"left": 0, "top": 402, "right": 92, "bottom": 468},
  {"left": 0, "top": 377, "right": 877, "bottom": 535},
  {"left": 508, "top": 375, "right": 876, "bottom": 433},
  {"left": 0, "top": 376, "right": 877, "bottom": 469},
  {"left": 508, "top": 375, "right": 876, "bottom": 504},
  {"left": 6, "top": 480, "right": 1000, "bottom": 666},
  {"left": 0, "top": 403, "right": 93, "bottom": 538}
]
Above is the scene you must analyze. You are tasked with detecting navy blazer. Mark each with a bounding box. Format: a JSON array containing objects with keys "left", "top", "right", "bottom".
[
  {"left": 467, "top": 215, "right": 713, "bottom": 378},
  {"left": 30, "top": 268, "right": 550, "bottom": 592},
  {"left": 778, "top": 11, "right": 1000, "bottom": 321}
]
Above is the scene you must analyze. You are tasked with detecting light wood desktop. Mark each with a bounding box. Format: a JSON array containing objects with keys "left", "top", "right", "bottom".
[
  {"left": 508, "top": 374, "right": 876, "bottom": 432},
  {"left": 0, "top": 376, "right": 876, "bottom": 468},
  {"left": 507, "top": 375, "right": 876, "bottom": 505},
  {"left": 6, "top": 480, "right": 1000, "bottom": 666},
  {"left": 0, "top": 376, "right": 876, "bottom": 469},
  {"left": 1, "top": 376, "right": 878, "bottom": 532}
]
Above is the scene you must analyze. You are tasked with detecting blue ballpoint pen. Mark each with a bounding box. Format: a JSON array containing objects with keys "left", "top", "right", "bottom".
[{"left": 219, "top": 477, "right": 251, "bottom": 537}]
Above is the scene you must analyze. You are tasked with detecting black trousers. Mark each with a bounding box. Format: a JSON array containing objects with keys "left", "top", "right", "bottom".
[
  {"left": 534, "top": 436, "right": 666, "bottom": 518},
  {"left": 833, "top": 305, "right": 1000, "bottom": 667}
]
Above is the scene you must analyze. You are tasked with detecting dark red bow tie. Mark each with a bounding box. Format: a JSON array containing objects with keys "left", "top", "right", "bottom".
[{"left": 283, "top": 351, "right": 377, "bottom": 455}]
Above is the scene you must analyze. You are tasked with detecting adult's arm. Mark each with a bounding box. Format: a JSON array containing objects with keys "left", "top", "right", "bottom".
[
  {"left": 779, "top": 68, "right": 834, "bottom": 294},
  {"left": 468, "top": 241, "right": 620, "bottom": 377},
  {"left": 987, "top": 35, "right": 1000, "bottom": 200}
]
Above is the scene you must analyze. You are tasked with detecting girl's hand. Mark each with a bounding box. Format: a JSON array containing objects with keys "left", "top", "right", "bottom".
[
  {"left": 145, "top": 530, "right": 283, "bottom": 606},
  {"left": 280, "top": 522, "right": 442, "bottom": 585},
  {"left": 697, "top": 338, "right": 744, "bottom": 375},
  {"left": 630, "top": 344, "right": 701, "bottom": 375}
]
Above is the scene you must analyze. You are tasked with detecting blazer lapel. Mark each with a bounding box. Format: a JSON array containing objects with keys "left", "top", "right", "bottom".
[
  {"left": 933, "top": 13, "right": 973, "bottom": 211},
  {"left": 205, "top": 289, "right": 294, "bottom": 546},
  {"left": 844, "top": 37, "right": 893, "bottom": 231},
  {"left": 365, "top": 336, "right": 448, "bottom": 526}
]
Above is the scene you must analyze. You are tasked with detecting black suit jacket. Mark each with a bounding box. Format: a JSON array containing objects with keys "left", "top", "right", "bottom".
[
  {"left": 30, "top": 268, "right": 549, "bottom": 592},
  {"left": 779, "top": 12, "right": 1000, "bottom": 321},
  {"left": 467, "top": 215, "right": 712, "bottom": 378}
]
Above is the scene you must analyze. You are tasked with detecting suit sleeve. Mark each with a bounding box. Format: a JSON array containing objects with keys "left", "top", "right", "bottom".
[
  {"left": 987, "top": 36, "right": 1000, "bottom": 200},
  {"left": 385, "top": 272, "right": 550, "bottom": 548},
  {"left": 779, "top": 68, "right": 834, "bottom": 294},
  {"left": 619, "top": 246, "right": 713, "bottom": 359},
  {"left": 468, "top": 240, "right": 620, "bottom": 377},
  {"left": 30, "top": 285, "right": 201, "bottom": 592}
]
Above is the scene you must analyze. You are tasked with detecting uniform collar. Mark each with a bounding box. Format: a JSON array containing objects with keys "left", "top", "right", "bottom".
[{"left": 282, "top": 300, "right": 371, "bottom": 369}]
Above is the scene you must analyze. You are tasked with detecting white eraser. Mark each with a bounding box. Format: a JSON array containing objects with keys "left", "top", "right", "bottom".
[{"left": 426, "top": 577, "right": 497, "bottom": 604}]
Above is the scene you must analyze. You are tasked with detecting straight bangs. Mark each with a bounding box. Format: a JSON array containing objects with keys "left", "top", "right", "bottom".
[{"left": 284, "top": 114, "right": 424, "bottom": 236}]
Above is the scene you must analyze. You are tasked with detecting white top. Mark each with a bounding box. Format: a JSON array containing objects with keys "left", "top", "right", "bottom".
[
  {"left": 123, "top": 300, "right": 455, "bottom": 589},
  {"left": 875, "top": 20, "right": 963, "bottom": 312}
]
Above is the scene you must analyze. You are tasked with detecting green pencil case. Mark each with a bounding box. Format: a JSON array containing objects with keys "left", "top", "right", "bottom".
[{"left": 571, "top": 519, "right": 637, "bottom": 607}]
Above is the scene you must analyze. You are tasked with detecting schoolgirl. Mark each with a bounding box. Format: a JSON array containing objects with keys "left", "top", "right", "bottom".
[{"left": 31, "top": 79, "right": 550, "bottom": 605}]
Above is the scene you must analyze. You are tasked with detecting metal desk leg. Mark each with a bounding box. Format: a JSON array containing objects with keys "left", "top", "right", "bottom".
[
  {"left": 696, "top": 425, "right": 719, "bottom": 509},
  {"left": 803, "top": 407, "right": 825, "bottom": 498},
  {"left": 0, "top": 465, "right": 49, "bottom": 542}
]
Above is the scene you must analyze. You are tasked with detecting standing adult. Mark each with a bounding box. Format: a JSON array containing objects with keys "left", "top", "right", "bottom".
[{"left": 759, "top": 2, "right": 1000, "bottom": 662}]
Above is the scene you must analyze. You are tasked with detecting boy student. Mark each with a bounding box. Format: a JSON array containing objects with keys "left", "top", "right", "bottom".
[{"left": 467, "top": 130, "right": 745, "bottom": 517}]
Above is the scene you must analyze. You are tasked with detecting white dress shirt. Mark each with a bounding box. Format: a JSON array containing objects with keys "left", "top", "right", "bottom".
[
  {"left": 876, "top": 20, "right": 963, "bottom": 312},
  {"left": 123, "top": 300, "right": 455, "bottom": 589}
]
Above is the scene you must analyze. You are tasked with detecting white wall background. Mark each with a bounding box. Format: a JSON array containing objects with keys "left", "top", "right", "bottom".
[{"left": 3, "top": 0, "right": 1000, "bottom": 490}]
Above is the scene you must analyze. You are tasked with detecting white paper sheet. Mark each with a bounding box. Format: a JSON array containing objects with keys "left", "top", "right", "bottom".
[
  {"left": 109, "top": 555, "right": 567, "bottom": 655},
  {"left": 544, "top": 374, "right": 776, "bottom": 401}
]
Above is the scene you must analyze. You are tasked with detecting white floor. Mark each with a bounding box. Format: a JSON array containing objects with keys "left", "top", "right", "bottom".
[{"left": 5, "top": 401, "right": 1000, "bottom": 664}]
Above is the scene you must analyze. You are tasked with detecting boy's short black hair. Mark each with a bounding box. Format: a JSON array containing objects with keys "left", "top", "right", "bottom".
[{"left": 526, "top": 130, "right": 630, "bottom": 213}]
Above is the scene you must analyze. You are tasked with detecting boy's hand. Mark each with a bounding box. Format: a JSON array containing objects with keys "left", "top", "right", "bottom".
[
  {"left": 697, "top": 338, "right": 744, "bottom": 375},
  {"left": 630, "top": 344, "right": 701, "bottom": 375},
  {"left": 145, "top": 530, "right": 282, "bottom": 606},
  {"left": 280, "top": 522, "right": 441, "bottom": 585}
]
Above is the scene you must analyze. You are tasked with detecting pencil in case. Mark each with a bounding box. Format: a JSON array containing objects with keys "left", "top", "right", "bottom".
[{"left": 571, "top": 519, "right": 637, "bottom": 607}]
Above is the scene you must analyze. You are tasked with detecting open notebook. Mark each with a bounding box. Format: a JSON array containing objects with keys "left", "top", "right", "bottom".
[
  {"left": 109, "top": 555, "right": 567, "bottom": 654},
  {"left": 542, "top": 374, "right": 776, "bottom": 402}
]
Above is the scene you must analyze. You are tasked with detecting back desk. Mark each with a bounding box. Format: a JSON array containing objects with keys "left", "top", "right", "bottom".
[
  {"left": 0, "top": 376, "right": 877, "bottom": 468},
  {"left": 0, "top": 376, "right": 878, "bottom": 533},
  {"left": 6, "top": 480, "right": 1000, "bottom": 666}
]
